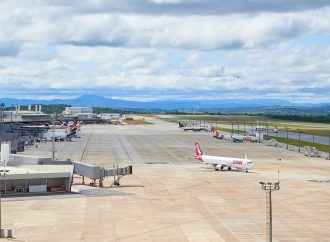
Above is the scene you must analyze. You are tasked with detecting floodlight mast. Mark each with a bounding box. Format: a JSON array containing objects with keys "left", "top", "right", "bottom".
[
  {"left": 259, "top": 171, "right": 280, "bottom": 242},
  {"left": 52, "top": 113, "right": 56, "bottom": 161}
]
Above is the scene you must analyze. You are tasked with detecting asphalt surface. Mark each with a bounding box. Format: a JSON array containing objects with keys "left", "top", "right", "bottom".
[{"left": 2, "top": 117, "right": 330, "bottom": 242}]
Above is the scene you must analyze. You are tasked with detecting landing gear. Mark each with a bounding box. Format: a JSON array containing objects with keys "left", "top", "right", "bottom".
[
  {"left": 214, "top": 165, "right": 225, "bottom": 171},
  {"left": 228, "top": 167, "right": 231, "bottom": 171},
  {"left": 246, "top": 169, "right": 248, "bottom": 173}
]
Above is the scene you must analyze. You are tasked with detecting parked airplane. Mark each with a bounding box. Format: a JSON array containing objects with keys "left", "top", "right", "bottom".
[
  {"left": 179, "top": 123, "right": 211, "bottom": 132},
  {"left": 213, "top": 130, "right": 244, "bottom": 142},
  {"left": 213, "top": 130, "right": 234, "bottom": 140},
  {"left": 255, "top": 122, "right": 266, "bottom": 131},
  {"left": 231, "top": 135, "right": 244, "bottom": 143},
  {"left": 213, "top": 130, "right": 262, "bottom": 142},
  {"left": 43, "top": 130, "right": 68, "bottom": 141},
  {"left": 194, "top": 143, "right": 254, "bottom": 172},
  {"left": 43, "top": 121, "right": 81, "bottom": 141},
  {"left": 243, "top": 135, "right": 259, "bottom": 142},
  {"left": 66, "top": 121, "right": 81, "bottom": 139}
]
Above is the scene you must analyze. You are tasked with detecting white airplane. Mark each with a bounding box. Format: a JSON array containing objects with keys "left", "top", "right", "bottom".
[
  {"left": 213, "top": 130, "right": 259, "bottom": 142},
  {"left": 43, "top": 130, "right": 68, "bottom": 141},
  {"left": 180, "top": 125, "right": 212, "bottom": 132},
  {"left": 255, "top": 122, "right": 266, "bottom": 131},
  {"left": 213, "top": 130, "right": 244, "bottom": 142},
  {"left": 194, "top": 143, "right": 254, "bottom": 172}
]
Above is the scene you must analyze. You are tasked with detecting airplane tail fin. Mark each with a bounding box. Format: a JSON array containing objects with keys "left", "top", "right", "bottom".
[
  {"left": 195, "top": 143, "right": 203, "bottom": 156},
  {"left": 245, "top": 154, "right": 248, "bottom": 159},
  {"left": 213, "top": 130, "right": 220, "bottom": 138}
]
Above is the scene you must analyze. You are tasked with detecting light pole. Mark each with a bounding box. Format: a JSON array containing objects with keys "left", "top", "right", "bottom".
[
  {"left": 52, "top": 113, "right": 56, "bottom": 161},
  {"left": 285, "top": 127, "right": 288, "bottom": 150},
  {"left": 0, "top": 182, "right": 2, "bottom": 238},
  {"left": 298, "top": 129, "right": 301, "bottom": 153},
  {"left": 328, "top": 133, "right": 330, "bottom": 160},
  {"left": 259, "top": 173, "right": 280, "bottom": 242},
  {"left": 0, "top": 103, "right": 4, "bottom": 139},
  {"left": 11, "top": 104, "right": 13, "bottom": 123}
]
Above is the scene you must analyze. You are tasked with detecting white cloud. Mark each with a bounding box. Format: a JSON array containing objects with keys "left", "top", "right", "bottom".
[
  {"left": 148, "top": 0, "right": 183, "bottom": 4},
  {"left": 197, "top": 65, "right": 224, "bottom": 77},
  {"left": 0, "top": 1, "right": 329, "bottom": 103},
  {"left": 1, "top": 6, "right": 330, "bottom": 50}
]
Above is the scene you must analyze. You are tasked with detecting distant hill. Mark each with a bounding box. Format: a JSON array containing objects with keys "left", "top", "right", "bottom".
[
  {"left": 0, "top": 95, "right": 329, "bottom": 114},
  {"left": 0, "top": 95, "right": 293, "bottom": 108}
]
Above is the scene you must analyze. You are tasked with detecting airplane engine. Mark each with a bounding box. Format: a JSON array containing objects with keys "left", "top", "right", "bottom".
[{"left": 214, "top": 165, "right": 224, "bottom": 171}]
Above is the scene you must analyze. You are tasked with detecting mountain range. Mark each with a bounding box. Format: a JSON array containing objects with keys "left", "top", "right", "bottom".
[{"left": 1, "top": 95, "right": 329, "bottom": 114}]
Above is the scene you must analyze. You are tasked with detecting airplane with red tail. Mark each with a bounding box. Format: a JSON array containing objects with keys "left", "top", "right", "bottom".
[
  {"left": 213, "top": 130, "right": 261, "bottom": 142},
  {"left": 194, "top": 143, "right": 254, "bottom": 172}
]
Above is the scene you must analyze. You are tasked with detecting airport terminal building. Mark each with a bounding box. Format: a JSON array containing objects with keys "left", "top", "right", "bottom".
[
  {"left": 0, "top": 142, "right": 74, "bottom": 195},
  {"left": 0, "top": 165, "right": 73, "bottom": 194}
]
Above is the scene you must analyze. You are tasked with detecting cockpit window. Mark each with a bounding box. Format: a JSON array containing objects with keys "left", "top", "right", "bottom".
[{"left": 247, "top": 162, "right": 253, "bottom": 164}]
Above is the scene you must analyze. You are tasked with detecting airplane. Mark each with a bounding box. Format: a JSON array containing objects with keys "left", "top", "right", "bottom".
[
  {"left": 180, "top": 124, "right": 212, "bottom": 132},
  {"left": 43, "top": 130, "right": 68, "bottom": 141},
  {"left": 243, "top": 135, "right": 259, "bottom": 142},
  {"left": 255, "top": 122, "right": 266, "bottom": 131},
  {"left": 43, "top": 121, "right": 81, "bottom": 141},
  {"left": 194, "top": 143, "right": 254, "bottom": 172},
  {"left": 214, "top": 130, "right": 262, "bottom": 142},
  {"left": 213, "top": 130, "right": 244, "bottom": 142},
  {"left": 66, "top": 121, "right": 81, "bottom": 139},
  {"left": 213, "top": 130, "right": 234, "bottom": 140},
  {"left": 231, "top": 135, "right": 244, "bottom": 143}
]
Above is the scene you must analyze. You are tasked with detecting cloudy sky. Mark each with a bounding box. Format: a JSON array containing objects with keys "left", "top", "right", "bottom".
[{"left": 0, "top": 0, "right": 330, "bottom": 103}]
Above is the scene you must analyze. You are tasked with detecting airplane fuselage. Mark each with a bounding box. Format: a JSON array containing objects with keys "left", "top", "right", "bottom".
[{"left": 196, "top": 154, "right": 254, "bottom": 171}]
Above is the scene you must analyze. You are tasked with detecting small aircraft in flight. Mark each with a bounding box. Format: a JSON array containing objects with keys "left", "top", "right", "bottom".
[{"left": 194, "top": 143, "right": 254, "bottom": 172}]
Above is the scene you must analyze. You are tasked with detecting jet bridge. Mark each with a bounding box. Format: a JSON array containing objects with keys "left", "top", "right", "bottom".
[{"left": 71, "top": 161, "right": 133, "bottom": 187}]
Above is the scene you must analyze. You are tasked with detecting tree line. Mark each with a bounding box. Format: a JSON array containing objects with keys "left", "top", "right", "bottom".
[{"left": 263, "top": 114, "right": 330, "bottom": 123}]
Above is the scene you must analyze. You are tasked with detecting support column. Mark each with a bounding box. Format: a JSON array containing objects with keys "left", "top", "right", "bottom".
[{"left": 266, "top": 191, "right": 272, "bottom": 242}]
